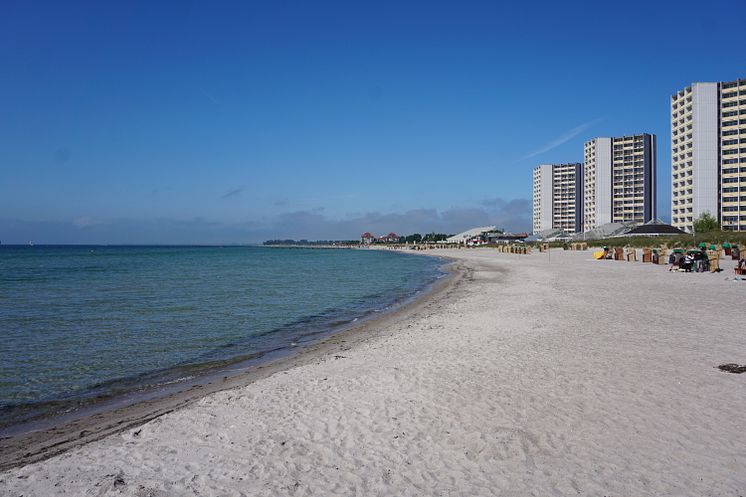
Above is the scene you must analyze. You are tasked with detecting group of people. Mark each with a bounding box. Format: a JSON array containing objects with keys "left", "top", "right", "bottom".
[
  {"left": 595, "top": 242, "right": 743, "bottom": 275},
  {"left": 667, "top": 244, "right": 745, "bottom": 274},
  {"left": 668, "top": 248, "right": 711, "bottom": 272}
]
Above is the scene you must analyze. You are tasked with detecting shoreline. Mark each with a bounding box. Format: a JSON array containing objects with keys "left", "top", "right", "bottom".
[
  {"left": 0, "top": 249, "right": 444, "bottom": 434},
  {"left": 0, "top": 255, "right": 465, "bottom": 472},
  {"left": 2, "top": 248, "right": 744, "bottom": 495}
]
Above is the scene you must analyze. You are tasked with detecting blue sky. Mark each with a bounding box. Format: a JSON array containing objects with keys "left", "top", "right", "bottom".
[{"left": 2, "top": 0, "right": 745, "bottom": 243}]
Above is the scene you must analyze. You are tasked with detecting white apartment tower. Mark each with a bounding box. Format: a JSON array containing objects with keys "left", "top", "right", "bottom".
[
  {"left": 719, "top": 79, "right": 746, "bottom": 231},
  {"left": 532, "top": 163, "right": 583, "bottom": 234},
  {"left": 532, "top": 165, "right": 553, "bottom": 233},
  {"left": 611, "top": 134, "right": 656, "bottom": 225},
  {"left": 584, "top": 134, "right": 656, "bottom": 231},
  {"left": 671, "top": 78, "right": 746, "bottom": 232},
  {"left": 671, "top": 83, "right": 719, "bottom": 232},
  {"left": 583, "top": 137, "right": 612, "bottom": 230}
]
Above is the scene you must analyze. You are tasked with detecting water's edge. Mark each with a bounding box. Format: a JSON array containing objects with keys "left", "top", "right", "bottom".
[{"left": 0, "top": 251, "right": 455, "bottom": 459}]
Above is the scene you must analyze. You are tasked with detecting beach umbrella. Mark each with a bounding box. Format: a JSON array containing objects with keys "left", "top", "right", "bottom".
[
  {"left": 673, "top": 248, "right": 684, "bottom": 254},
  {"left": 723, "top": 242, "right": 731, "bottom": 248},
  {"left": 709, "top": 244, "right": 716, "bottom": 250},
  {"left": 698, "top": 242, "right": 707, "bottom": 248}
]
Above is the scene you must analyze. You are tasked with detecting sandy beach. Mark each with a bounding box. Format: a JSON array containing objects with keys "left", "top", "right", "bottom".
[{"left": 1, "top": 248, "right": 745, "bottom": 496}]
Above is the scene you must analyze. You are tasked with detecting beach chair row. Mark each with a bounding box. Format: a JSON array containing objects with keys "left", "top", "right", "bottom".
[
  {"left": 495, "top": 244, "right": 532, "bottom": 255},
  {"left": 599, "top": 244, "right": 744, "bottom": 273}
]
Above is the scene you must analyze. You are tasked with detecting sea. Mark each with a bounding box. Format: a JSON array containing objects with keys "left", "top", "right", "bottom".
[{"left": 0, "top": 245, "right": 443, "bottom": 429}]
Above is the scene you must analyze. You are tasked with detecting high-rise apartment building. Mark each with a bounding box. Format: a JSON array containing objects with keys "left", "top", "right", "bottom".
[
  {"left": 583, "top": 137, "right": 612, "bottom": 230},
  {"left": 720, "top": 79, "right": 746, "bottom": 231},
  {"left": 532, "top": 165, "right": 553, "bottom": 233},
  {"left": 671, "top": 83, "right": 719, "bottom": 232},
  {"left": 611, "top": 134, "right": 656, "bottom": 225},
  {"left": 532, "top": 163, "right": 583, "bottom": 234},
  {"left": 584, "top": 134, "right": 656, "bottom": 230},
  {"left": 671, "top": 78, "right": 746, "bottom": 232}
]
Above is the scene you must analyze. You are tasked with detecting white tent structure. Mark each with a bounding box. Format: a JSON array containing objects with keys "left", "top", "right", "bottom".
[
  {"left": 570, "top": 222, "right": 631, "bottom": 241},
  {"left": 445, "top": 226, "right": 497, "bottom": 245}
]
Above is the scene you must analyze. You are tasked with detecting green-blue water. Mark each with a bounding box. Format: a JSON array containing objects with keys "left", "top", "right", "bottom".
[{"left": 0, "top": 246, "right": 442, "bottom": 427}]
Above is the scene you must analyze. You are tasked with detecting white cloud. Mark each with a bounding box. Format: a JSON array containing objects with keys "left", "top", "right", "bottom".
[
  {"left": 520, "top": 118, "right": 603, "bottom": 160},
  {"left": 72, "top": 216, "right": 98, "bottom": 228}
]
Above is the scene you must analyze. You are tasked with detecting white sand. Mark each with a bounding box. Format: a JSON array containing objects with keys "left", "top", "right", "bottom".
[{"left": 2, "top": 249, "right": 745, "bottom": 496}]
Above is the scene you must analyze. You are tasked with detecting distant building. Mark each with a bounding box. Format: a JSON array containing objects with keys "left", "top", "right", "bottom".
[
  {"left": 361, "top": 232, "right": 375, "bottom": 244},
  {"left": 671, "top": 79, "right": 746, "bottom": 232},
  {"left": 532, "top": 163, "right": 583, "bottom": 234},
  {"left": 583, "top": 134, "right": 656, "bottom": 231}
]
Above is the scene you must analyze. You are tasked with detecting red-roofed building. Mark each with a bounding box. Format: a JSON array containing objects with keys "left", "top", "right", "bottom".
[
  {"left": 361, "top": 232, "right": 375, "bottom": 244},
  {"left": 377, "top": 232, "right": 399, "bottom": 243}
]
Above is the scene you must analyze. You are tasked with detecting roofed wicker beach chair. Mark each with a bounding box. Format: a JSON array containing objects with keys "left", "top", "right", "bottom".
[
  {"left": 657, "top": 247, "right": 668, "bottom": 265},
  {"left": 625, "top": 247, "right": 637, "bottom": 262},
  {"left": 642, "top": 248, "right": 652, "bottom": 263},
  {"left": 736, "top": 259, "right": 746, "bottom": 276}
]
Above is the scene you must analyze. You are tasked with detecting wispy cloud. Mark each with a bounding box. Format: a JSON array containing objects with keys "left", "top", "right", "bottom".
[
  {"left": 201, "top": 89, "right": 220, "bottom": 105},
  {"left": 221, "top": 187, "right": 243, "bottom": 199},
  {"left": 520, "top": 118, "right": 603, "bottom": 161},
  {"left": 72, "top": 216, "right": 99, "bottom": 228}
]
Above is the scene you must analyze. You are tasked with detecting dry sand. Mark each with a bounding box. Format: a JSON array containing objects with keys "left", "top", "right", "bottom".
[{"left": 1, "top": 248, "right": 745, "bottom": 496}]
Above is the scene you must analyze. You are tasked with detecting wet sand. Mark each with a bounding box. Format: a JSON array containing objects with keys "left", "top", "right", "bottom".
[{"left": 1, "top": 249, "right": 745, "bottom": 496}]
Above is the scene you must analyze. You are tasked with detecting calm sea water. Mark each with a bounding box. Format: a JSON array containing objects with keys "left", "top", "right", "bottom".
[{"left": 0, "top": 246, "right": 442, "bottom": 426}]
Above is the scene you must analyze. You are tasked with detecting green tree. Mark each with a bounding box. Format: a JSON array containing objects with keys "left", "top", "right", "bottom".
[
  {"left": 422, "top": 232, "right": 449, "bottom": 242},
  {"left": 693, "top": 212, "right": 720, "bottom": 233}
]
